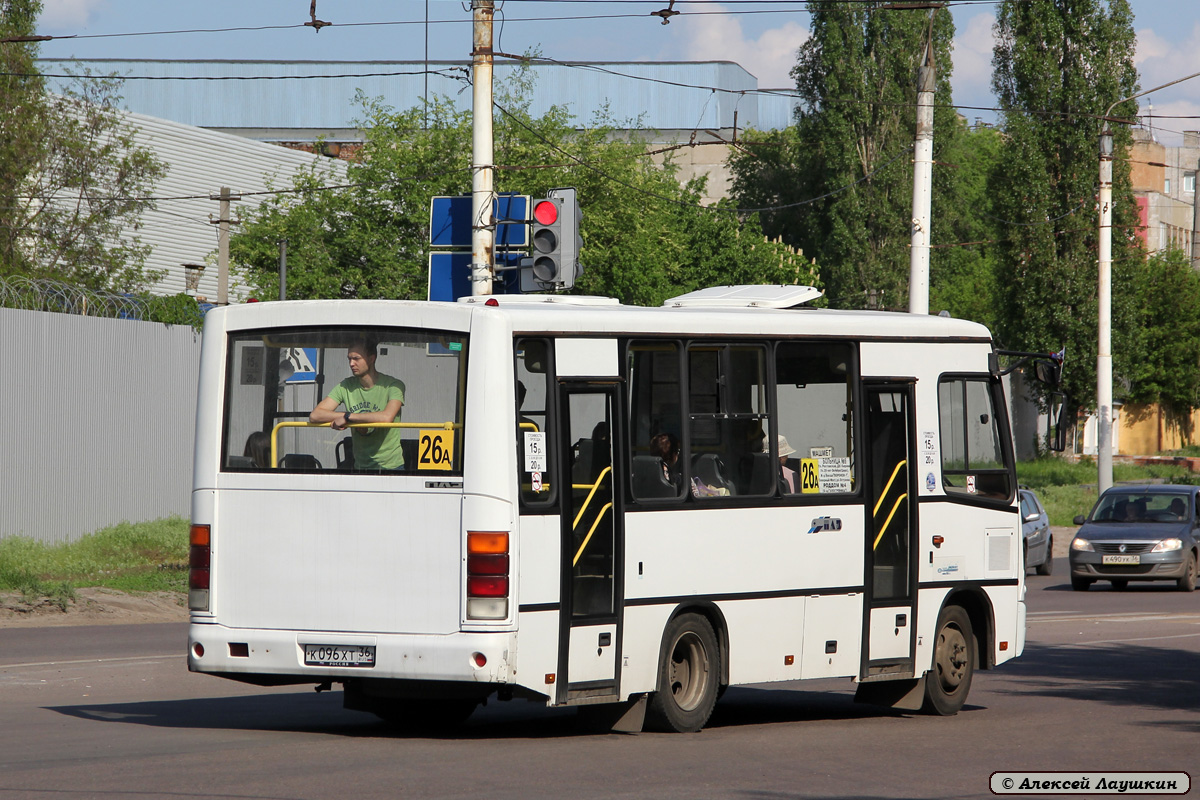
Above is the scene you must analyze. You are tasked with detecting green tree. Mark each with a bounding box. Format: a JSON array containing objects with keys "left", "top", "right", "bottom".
[
  {"left": 1, "top": 0, "right": 46, "bottom": 273},
  {"left": 1, "top": 0, "right": 166, "bottom": 292},
  {"left": 231, "top": 69, "right": 814, "bottom": 306},
  {"left": 729, "top": 2, "right": 976, "bottom": 311},
  {"left": 990, "top": 0, "right": 1141, "bottom": 413},
  {"left": 1121, "top": 248, "right": 1200, "bottom": 436}
]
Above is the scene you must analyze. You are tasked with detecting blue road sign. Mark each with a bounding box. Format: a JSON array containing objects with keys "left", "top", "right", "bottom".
[
  {"left": 429, "top": 194, "right": 530, "bottom": 248},
  {"left": 428, "top": 251, "right": 524, "bottom": 302}
]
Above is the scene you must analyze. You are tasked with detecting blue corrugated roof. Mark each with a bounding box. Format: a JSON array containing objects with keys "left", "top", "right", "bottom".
[{"left": 39, "top": 59, "right": 795, "bottom": 133}]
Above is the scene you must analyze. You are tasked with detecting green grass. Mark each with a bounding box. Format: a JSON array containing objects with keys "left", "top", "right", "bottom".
[
  {"left": 1016, "top": 457, "right": 1200, "bottom": 526},
  {"left": 0, "top": 516, "right": 189, "bottom": 605}
]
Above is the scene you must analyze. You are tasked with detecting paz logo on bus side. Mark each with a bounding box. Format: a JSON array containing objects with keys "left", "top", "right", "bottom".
[
  {"left": 418, "top": 429, "right": 455, "bottom": 471},
  {"left": 808, "top": 516, "right": 842, "bottom": 534}
]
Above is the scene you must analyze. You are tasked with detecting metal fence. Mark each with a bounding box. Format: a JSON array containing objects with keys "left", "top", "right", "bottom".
[{"left": 0, "top": 306, "right": 202, "bottom": 544}]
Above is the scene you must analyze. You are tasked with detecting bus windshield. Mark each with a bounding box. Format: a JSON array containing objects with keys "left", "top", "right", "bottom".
[{"left": 221, "top": 326, "right": 467, "bottom": 474}]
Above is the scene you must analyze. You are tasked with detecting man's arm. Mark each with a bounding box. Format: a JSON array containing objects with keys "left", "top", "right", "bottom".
[
  {"left": 310, "top": 395, "right": 349, "bottom": 429},
  {"left": 349, "top": 399, "right": 402, "bottom": 425}
]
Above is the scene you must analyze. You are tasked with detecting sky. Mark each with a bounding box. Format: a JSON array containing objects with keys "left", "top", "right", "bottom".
[{"left": 30, "top": 0, "right": 1200, "bottom": 145}]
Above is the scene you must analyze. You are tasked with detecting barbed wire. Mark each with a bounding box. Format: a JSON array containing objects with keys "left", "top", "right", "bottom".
[{"left": 0, "top": 276, "right": 203, "bottom": 325}]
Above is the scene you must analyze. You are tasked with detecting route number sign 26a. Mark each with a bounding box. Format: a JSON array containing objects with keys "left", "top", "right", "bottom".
[{"left": 418, "top": 429, "right": 455, "bottom": 471}]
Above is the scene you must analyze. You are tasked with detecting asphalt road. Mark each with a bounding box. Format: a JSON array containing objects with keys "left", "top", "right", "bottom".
[{"left": 1, "top": 557, "right": 1197, "bottom": 800}]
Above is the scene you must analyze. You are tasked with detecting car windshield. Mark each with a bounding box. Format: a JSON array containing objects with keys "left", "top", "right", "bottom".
[{"left": 1091, "top": 493, "right": 1190, "bottom": 523}]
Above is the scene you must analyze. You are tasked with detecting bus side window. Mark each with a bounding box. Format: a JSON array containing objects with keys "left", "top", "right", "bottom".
[
  {"left": 517, "top": 339, "right": 555, "bottom": 507},
  {"left": 774, "top": 342, "right": 856, "bottom": 497},
  {"left": 627, "top": 341, "right": 685, "bottom": 501},
  {"left": 938, "top": 376, "right": 1012, "bottom": 500}
]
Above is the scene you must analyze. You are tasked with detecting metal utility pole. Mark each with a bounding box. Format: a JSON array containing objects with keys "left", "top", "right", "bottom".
[
  {"left": 908, "top": 34, "right": 935, "bottom": 315},
  {"left": 1098, "top": 124, "right": 1114, "bottom": 493},
  {"left": 470, "top": 1, "right": 496, "bottom": 296},
  {"left": 279, "top": 239, "right": 288, "bottom": 302},
  {"left": 210, "top": 187, "right": 241, "bottom": 306}
]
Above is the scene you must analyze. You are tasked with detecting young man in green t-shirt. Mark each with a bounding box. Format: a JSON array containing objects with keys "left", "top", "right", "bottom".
[{"left": 309, "top": 339, "right": 406, "bottom": 470}]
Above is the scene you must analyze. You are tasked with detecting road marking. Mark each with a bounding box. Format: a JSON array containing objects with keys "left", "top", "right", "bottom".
[
  {"left": 0, "top": 654, "right": 184, "bottom": 670},
  {"left": 1029, "top": 611, "right": 1200, "bottom": 624},
  {"left": 1065, "top": 632, "right": 1200, "bottom": 646}
]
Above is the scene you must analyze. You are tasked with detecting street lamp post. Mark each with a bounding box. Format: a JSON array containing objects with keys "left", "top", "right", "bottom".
[{"left": 1096, "top": 69, "right": 1200, "bottom": 493}]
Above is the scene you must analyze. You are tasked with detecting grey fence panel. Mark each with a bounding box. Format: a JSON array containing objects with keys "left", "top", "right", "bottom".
[{"left": 0, "top": 308, "right": 202, "bottom": 544}]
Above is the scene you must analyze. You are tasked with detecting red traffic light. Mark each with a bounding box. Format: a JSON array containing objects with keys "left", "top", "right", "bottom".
[{"left": 533, "top": 199, "right": 558, "bottom": 226}]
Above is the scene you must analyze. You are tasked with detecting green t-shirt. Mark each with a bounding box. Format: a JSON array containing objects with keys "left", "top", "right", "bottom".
[{"left": 329, "top": 373, "right": 406, "bottom": 470}]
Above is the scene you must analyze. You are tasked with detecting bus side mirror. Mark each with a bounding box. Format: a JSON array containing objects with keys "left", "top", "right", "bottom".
[
  {"left": 1034, "top": 359, "right": 1062, "bottom": 388},
  {"left": 1049, "top": 392, "right": 1068, "bottom": 452}
]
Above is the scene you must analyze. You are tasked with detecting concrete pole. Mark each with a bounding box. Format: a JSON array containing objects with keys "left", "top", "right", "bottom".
[
  {"left": 908, "top": 41, "right": 935, "bottom": 315},
  {"left": 1192, "top": 154, "right": 1200, "bottom": 268},
  {"left": 470, "top": 1, "right": 496, "bottom": 296},
  {"left": 1098, "top": 127, "right": 1114, "bottom": 494},
  {"left": 210, "top": 187, "right": 241, "bottom": 306}
]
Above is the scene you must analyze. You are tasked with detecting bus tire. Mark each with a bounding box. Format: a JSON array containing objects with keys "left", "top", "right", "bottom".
[
  {"left": 1035, "top": 538, "right": 1053, "bottom": 575},
  {"left": 646, "top": 613, "right": 720, "bottom": 733},
  {"left": 921, "top": 604, "right": 974, "bottom": 716}
]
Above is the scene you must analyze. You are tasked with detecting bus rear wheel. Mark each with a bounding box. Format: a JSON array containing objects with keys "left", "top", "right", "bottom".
[
  {"left": 922, "top": 604, "right": 975, "bottom": 716},
  {"left": 646, "top": 613, "right": 720, "bottom": 733}
]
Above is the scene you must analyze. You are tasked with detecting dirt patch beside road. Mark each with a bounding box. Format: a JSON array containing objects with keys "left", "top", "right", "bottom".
[{"left": 0, "top": 588, "right": 188, "bottom": 628}]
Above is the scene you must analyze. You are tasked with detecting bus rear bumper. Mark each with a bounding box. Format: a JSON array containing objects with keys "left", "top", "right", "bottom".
[{"left": 187, "top": 622, "right": 518, "bottom": 686}]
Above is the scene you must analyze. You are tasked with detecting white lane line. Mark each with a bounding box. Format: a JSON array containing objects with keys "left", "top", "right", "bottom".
[
  {"left": 0, "top": 654, "right": 184, "bottom": 670},
  {"left": 1029, "top": 611, "right": 1200, "bottom": 623},
  {"left": 1065, "top": 632, "right": 1200, "bottom": 646}
]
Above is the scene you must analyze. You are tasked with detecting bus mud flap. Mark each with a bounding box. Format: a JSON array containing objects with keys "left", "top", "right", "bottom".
[
  {"left": 853, "top": 677, "right": 926, "bottom": 711},
  {"left": 576, "top": 694, "right": 648, "bottom": 734}
]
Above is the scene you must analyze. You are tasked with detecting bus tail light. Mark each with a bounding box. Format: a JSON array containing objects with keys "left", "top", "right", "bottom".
[
  {"left": 189, "top": 524, "right": 211, "bottom": 611},
  {"left": 467, "top": 531, "right": 509, "bottom": 620}
]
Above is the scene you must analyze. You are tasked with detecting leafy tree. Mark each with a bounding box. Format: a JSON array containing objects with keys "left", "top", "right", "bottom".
[
  {"left": 1, "top": 0, "right": 166, "bottom": 292},
  {"left": 990, "top": 0, "right": 1141, "bottom": 413},
  {"left": 231, "top": 68, "right": 814, "bottom": 306},
  {"left": 729, "top": 2, "right": 975, "bottom": 311},
  {"left": 1121, "top": 248, "right": 1200, "bottom": 436}
]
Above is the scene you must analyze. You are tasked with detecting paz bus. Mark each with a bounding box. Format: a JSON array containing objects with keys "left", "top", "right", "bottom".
[{"left": 187, "top": 284, "right": 1031, "bottom": 732}]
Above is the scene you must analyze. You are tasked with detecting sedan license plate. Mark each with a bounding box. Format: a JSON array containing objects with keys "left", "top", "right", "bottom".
[
  {"left": 1102, "top": 554, "right": 1140, "bottom": 565},
  {"left": 304, "top": 644, "right": 375, "bottom": 667}
]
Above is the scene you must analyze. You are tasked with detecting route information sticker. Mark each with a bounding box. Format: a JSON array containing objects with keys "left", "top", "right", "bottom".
[{"left": 800, "top": 456, "right": 852, "bottom": 494}]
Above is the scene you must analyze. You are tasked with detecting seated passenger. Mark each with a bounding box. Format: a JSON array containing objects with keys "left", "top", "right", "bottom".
[
  {"left": 650, "top": 432, "right": 683, "bottom": 490},
  {"left": 774, "top": 434, "right": 798, "bottom": 493},
  {"left": 1169, "top": 497, "right": 1187, "bottom": 520},
  {"left": 243, "top": 431, "right": 269, "bottom": 468}
]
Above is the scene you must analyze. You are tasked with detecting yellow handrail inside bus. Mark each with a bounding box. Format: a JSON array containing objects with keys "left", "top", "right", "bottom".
[
  {"left": 519, "top": 422, "right": 540, "bottom": 432},
  {"left": 573, "top": 503, "right": 613, "bottom": 567},
  {"left": 873, "top": 493, "right": 909, "bottom": 551},
  {"left": 570, "top": 466, "right": 612, "bottom": 531},
  {"left": 873, "top": 460, "right": 907, "bottom": 516},
  {"left": 269, "top": 420, "right": 460, "bottom": 468}
]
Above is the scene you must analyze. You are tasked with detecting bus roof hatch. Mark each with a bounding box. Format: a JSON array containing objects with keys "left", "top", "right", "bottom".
[{"left": 663, "top": 285, "right": 823, "bottom": 309}]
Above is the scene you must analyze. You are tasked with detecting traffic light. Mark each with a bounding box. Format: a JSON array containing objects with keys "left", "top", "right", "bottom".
[{"left": 521, "top": 187, "right": 580, "bottom": 291}]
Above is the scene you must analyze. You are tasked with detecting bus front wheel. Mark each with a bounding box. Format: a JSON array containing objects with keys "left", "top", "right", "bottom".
[
  {"left": 922, "top": 604, "right": 975, "bottom": 716},
  {"left": 646, "top": 613, "right": 720, "bottom": 733}
]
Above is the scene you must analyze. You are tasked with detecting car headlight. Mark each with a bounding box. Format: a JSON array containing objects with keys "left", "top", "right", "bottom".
[
  {"left": 1071, "top": 538, "right": 1094, "bottom": 552},
  {"left": 1150, "top": 538, "right": 1183, "bottom": 553}
]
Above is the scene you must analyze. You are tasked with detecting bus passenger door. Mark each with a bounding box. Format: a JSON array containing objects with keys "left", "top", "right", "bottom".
[
  {"left": 557, "top": 384, "right": 623, "bottom": 703},
  {"left": 863, "top": 382, "right": 918, "bottom": 679}
]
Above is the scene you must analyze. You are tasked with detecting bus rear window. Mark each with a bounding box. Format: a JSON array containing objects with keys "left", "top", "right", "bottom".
[{"left": 222, "top": 326, "right": 467, "bottom": 474}]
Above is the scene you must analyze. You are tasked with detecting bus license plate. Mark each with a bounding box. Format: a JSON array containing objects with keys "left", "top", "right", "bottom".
[
  {"left": 1102, "top": 554, "right": 1140, "bottom": 565},
  {"left": 304, "top": 644, "right": 376, "bottom": 667}
]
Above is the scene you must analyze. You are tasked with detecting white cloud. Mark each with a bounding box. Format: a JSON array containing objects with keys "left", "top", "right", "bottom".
[
  {"left": 38, "top": 0, "right": 106, "bottom": 30},
  {"left": 662, "top": 5, "right": 809, "bottom": 88},
  {"left": 1135, "top": 23, "right": 1200, "bottom": 145},
  {"left": 950, "top": 11, "right": 995, "bottom": 110}
]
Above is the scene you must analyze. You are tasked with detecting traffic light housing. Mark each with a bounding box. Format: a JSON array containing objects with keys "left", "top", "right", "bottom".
[{"left": 521, "top": 188, "right": 580, "bottom": 291}]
